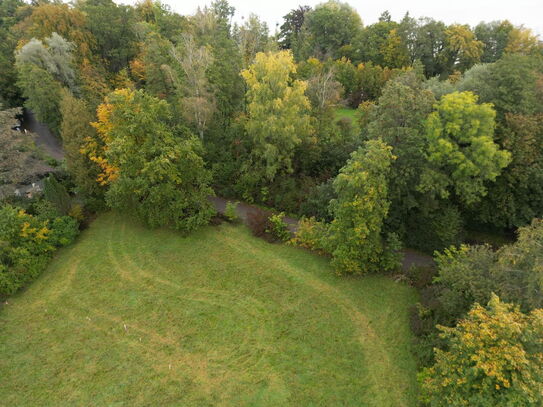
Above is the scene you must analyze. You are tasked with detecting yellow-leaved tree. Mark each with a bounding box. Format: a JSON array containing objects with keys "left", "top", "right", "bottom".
[
  {"left": 240, "top": 50, "right": 313, "bottom": 201},
  {"left": 420, "top": 294, "right": 543, "bottom": 407}
]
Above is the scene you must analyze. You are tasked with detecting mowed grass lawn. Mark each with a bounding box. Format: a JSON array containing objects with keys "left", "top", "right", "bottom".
[
  {"left": 0, "top": 213, "right": 418, "bottom": 406},
  {"left": 335, "top": 107, "right": 358, "bottom": 121}
]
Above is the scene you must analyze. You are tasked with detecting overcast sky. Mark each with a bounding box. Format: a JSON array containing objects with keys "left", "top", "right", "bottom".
[{"left": 118, "top": 0, "right": 543, "bottom": 36}]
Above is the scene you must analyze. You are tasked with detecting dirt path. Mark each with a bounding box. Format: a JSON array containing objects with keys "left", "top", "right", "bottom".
[
  {"left": 210, "top": 196, "right": 435, "bottom": 271},
  {"left": 22, "top": 109, "right": 64, "bottom": 161},
  {"left": 209, "top": 196, "right": 299, "bottom": 233}
]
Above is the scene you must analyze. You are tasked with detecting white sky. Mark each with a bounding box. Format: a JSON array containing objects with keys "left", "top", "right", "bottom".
[{"left": 118, "top": 0, "right": 543, "bottom": 36}]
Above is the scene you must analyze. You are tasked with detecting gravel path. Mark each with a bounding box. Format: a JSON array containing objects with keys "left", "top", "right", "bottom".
[
  {"left": 22, "top": 109, "right": 64, "bottom": 161},
  {"left": 210, "top": 196, "right": 435, "bottom": 271}
]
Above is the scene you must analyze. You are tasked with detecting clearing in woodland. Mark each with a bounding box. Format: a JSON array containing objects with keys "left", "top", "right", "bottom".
[{"left": 0, "top": 213, "right": 418, "bottom": 406}]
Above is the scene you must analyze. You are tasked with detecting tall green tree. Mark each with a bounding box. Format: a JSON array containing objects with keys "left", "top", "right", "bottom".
[
  {"left": 16, "top": 64, "right": 63, "bottom": 134},
  {"left": 328, "top": 139, "right": 399, "bottom": 274},
  {"left": 458, "top": 55, "right": 543, "bottom": 228},
  {"left": 240, "top": 51, "right": 312, "bottom": 199},
  {"left": 278, "top": 5, "right": 311, "bottom": 59},
  {"left": 399, "top": 17, "right": 448, "bottom": 77},
  {"left": 303, "top": 0, "right": 363, "bottom": 59},
  {"left": 459, "top": 54, "right": 543, "bottom": 119},
  {"left": 474, "top": 20, "right": 514, "bottom": 63},
  {"left": 419, "top": 91, "right": 511, "bottom": 205},
  {"left": 0, "top": 0, "right": 25, "bottom": 106},
  {"left": 77, "top": 0, "right": 138, "bottom": 72},
  {"left": 365, "top": 71, "right": 435, "bottom": 237},
  {"left": 59, "top": 90, "right": 104, "bottom": 199},
  {"left": 91, "top": 88, "right": 214, "bottom": 231}
]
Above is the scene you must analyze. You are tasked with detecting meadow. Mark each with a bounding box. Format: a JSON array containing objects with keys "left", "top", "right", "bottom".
[{"left": 0, "top": 213, "right": 418, "bottom": 406}]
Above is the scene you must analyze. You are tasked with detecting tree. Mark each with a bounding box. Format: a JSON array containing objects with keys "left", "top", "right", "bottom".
[
  {"left": 234, "top": 13, "right": 272, "bottom": 69},
  {"left": 134, "top": 0, "right": 187, "bottom": 42},
  {"left": 14, "top": 2, "right": 95, "bottom": 60},
  {"left": 0, "top": 0, "right": 25, "bottom": 106},
  {"left": 419, "top": 91, "right": 511, "bottom": 205},
  {"left": 505, "top": 26, "right": 542, "bottom": 56},
  {"left": 303, "top": 0, "right": 363, "bottom": 59},
  {"left": 77, "top": 0, "right": 138, "bottom": 72},
  {"left": 457, "top": 55, "right": 543, "bottom": 228},
  {"left": 90, "top": 88, "right": 214, "bottom": 231},
  {"left": 399, "top": 17, "right": 448, "bottom": 77},
  {"left": 131, "top": 31, "right": 176, "bottom": 101},
  {"left": 43, "top": 175, "right": 71, "bottom": 216},
  {"left": 170, "top": 34, "right": 216, "bottom": 140},
  {"left": 435, "top": 218, "right": 543, "bottom": 324},
  {"left": 420, "top": 295, "right": 543, "bottom": 407},
  {"left": 240, "top": 51, "right": 312, "bottom": 197},
  {"left": 0, "top": 205, "right": 52, "bottom": 296},
  {"left": 357, "top": 19, "right": 398, "bottom": 66},
  {"left": 16, "top": 64, "right": 63, "bottom": 134},
  {"left": 381, "top": 28, "right": 410, "bottom": 69},
  {"left": 278, "top": 5, "right": 311, "bottom": 55},
  {"left": 475, "top": 113, "right": 543, "bottom": 228},
  {"left": 189, "top": 2, "right": 244, "bottom": 122},
  {"left": 474, "top": 20, "right": 513, "bottom": 63},
  {"left": 59, "top": 90, "right": 104, "bottom": 199},
  {"left": 458, "top": 55, "right": 543, "bottom": 120},
  {"left": 328, "top": 139, "right": 399, "bottom": 274},
  {"left": 365, "top": 71, "right": 435, "bottom": 239},
  {"left": 15, "top": 33, "right": 77, "bottom": 91},
  {"left": 497, "top": 218, "right": 543, "bottom": 311},
  {"left": 303, "top": 58, "right": 343, "bottom": 111},
  {"left": 443, "top": 24, "right": 483, "bottom": 73}
]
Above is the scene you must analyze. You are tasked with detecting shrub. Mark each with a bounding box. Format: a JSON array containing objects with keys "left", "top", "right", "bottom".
[
  {"left": 68, "top": 203, "right": 85, "bottom": 222},
  {"left": 0, "top": 203, "right": 80, "bottom": 297},
  {"left": 32, "top": 199, "right": 61, "bottom": 220},
  {"left": 406, "top": 265, "right": 438, "bottom": 290},
  {"left": 289, "top": 216, "right": 330, "bottom": 254},
  {"left": 266, "top": 212, "right": 291, "bottom": 242},
  {"left": 247, "top": 208, "right": 271, "bottom": 239},
  {"left": 48, "top": 216, "right": 79, "bottom": 247},
  {"left": 209, "top": 215, "right": 224, "bottom": 226},
  {"left": 380, "top": 232, "right": 403, "bottom": 272},
  {"left": 43, "top": 174, "right": 71, "bottom": 215},
  {"left": 224, "top": 201, "right": 239, "bottom": 223},
  {"left": 0, "top": 205, "right": 53, "bottom": 297},
  {"left": 299, "top": 179, "right": 335, "bottom": 222}
]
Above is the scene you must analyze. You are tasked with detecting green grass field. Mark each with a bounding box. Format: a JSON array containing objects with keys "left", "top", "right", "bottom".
[
  {"left": 335, "top": 107, "right": 359, "bottom": 121},
  {"left": 0, "top": 213, "right": 418, "bottom": 406}
]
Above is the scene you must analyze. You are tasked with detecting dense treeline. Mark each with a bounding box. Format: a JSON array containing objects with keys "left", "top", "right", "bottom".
[{"left": 1, "top": 0, "right": 543, "bottom": 404}]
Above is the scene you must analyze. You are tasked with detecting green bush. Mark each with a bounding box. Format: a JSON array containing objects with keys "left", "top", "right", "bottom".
[
  {"left": 0, "top": 203, "right": 80, "bottom": 297},
  {"left": 43, "top": 174, "right": 72, "bottom": 215},
  {"left": 266, "top": 212, "right": 291, "bottom": 242},
  {"left": 224, "top": 201, "right": 239, "bottom": 223},
  {"left": 68, "top": 203, "right": 85, "bottom": 223},
  {"left": 48, "top": 216, "right": 79, "bottom": 247},
  {"left": 289, "top": 216, "right": 330, "bottom": 254},
  {"left": 0, "top": 205, "right": 53, "bottom": 297},
  {"left": 380, "top": 232, "right": 403, "bottom": 272},
  {"left": 32, "top": 199, "right": 61, "bottom": 220}
]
